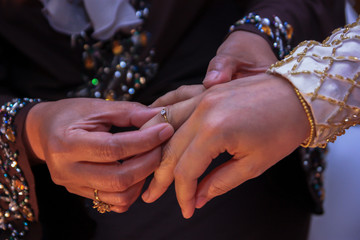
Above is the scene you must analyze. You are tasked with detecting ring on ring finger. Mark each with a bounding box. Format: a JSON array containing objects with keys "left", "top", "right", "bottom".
[
  {"left": 160, "top": 108, "right": 169, "bottom": 123},
  {"left": 93, "top": 189, "right": 112, "bottom": 214}
]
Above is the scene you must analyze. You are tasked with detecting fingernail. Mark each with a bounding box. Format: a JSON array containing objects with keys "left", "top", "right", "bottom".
[
  {"left": 159, "top": 125, "right": 174, "bottom": 141},
  {"left": 142, "top": 190, "right": 150, "bottom": 203},
  {"left": 203, "top": 70, "right": 219, "bottom": 83},
  {"left": 195, "top": 196, "right": 208, "bottom": 209}
]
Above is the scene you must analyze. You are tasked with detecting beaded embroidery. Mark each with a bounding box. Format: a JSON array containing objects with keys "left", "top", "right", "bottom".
[
  {"left": 300, "top": 147, "right": 326, "bottom": 213},
  {"left": 268, "top": 18, "right": 360, "bottom": 213},
  {"left": 268, "top": 18, "right": 360, "bottom": 147},
  {"left": 229, "top": 13, "right": 293, "bottom": 59},
  {"left": 0, "top": 98, "right": 41, "bottom": 239},
  {"left": 67, "top": 0, "right": 157, "bottom": 101}
]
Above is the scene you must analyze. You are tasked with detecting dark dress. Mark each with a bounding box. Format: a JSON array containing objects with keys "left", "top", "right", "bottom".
[{"left": 0, "top": 0, "right": 345, "bottom": 239}]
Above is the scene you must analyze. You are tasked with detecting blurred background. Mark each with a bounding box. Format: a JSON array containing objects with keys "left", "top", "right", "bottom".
[
  {"left": 308, "top": 3, "right": 360, "bottom": 238},
  {"left": 309, "top": 127, "right": 360, "bottom": 240}
]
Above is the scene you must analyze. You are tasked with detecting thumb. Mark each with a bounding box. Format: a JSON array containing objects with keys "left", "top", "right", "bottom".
[{"left": 202, "top": 55, "right": 237, "bottom": 88}]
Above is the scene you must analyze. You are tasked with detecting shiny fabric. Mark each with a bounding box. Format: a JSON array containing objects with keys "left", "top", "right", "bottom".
[
  {"left": 269, "top": 17, "right": 360, "bottom": 147},
  {"left": 40, "top": 0, "right": 142, "bottom": 40}
]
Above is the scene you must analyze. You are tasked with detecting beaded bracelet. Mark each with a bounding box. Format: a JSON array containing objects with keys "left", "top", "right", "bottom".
[
  {"left": 229, "top": 13, "right": 293, "bottom": 59},
  {"left": 293, "top": 88, "right": 315, "bottom": 148},
  {"left": 0, "top": 98, "right": 41, "bottom": 239}
]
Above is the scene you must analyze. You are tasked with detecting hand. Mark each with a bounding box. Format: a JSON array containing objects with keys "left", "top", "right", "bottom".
[
  {"left": 202, "top": 31, "right": 277, "bottom": 88},
  {"left": 25, "top": 98, "right": 174, "bottom": 212},
  {"left": 142, "top": 73, "right": 310, "bottom": 218}
]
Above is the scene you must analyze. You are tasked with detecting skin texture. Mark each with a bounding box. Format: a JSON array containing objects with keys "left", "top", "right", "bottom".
[
  {"left": 25, "top": 98, "right": 174, "bottom": 212},
  {"left": 142, "top": 73, "right": 310, "bottom": 219}
]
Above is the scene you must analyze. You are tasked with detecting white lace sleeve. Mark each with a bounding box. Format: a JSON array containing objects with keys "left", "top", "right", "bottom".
[{"left": 268, "top": 17, "right": 360, "bottom": 148}]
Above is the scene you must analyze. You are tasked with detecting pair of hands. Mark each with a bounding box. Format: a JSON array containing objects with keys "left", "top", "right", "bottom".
[{"left": 25, "top": 31, "right": 309, "bottom": 217}]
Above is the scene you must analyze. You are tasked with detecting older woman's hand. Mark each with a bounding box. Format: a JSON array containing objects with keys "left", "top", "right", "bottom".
[{"left": 25, "top": 98, "right": 174, "bottom": 213}]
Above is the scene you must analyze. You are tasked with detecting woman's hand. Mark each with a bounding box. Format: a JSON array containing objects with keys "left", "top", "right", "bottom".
[
  {"left": 142, "top": 74, "right": 310, "bottom": 218},
  {"left": 25, "top": 98, "right": 174, "bottom": 212},
  {"left": 202, "top": 31, "right": 277, "bottom": 88}
]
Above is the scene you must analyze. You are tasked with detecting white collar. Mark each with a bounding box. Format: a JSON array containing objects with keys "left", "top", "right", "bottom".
[{"left": 40, "top": 0, "right": 142, "bottom": 40}]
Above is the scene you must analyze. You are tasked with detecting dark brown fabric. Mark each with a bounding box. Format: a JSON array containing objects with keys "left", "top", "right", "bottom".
[{"left": 355, "top": 0, "right": 360, "bottom": 14}]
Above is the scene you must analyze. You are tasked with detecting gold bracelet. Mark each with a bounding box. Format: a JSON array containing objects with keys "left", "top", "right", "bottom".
[{"left": 293, "top": 88, "right": 315, "bottom": 148}]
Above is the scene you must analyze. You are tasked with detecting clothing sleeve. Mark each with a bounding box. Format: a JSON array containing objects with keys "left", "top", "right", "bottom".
[
  {"left": 268, "top": 17, "right": 360, "bottom": 147},
  {"left": 0, "top": 37, "right": 40, "bottom": 238},
  {"left": 233, "top": 0, "right": 346, "bottom": 57}
]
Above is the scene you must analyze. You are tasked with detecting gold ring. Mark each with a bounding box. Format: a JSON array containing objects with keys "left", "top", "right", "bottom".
[
  {"left": 93, "top": 189, "right": 111, "bottom": 214},
  {"left": 160, "top": 108, "right": 169, "bottom": 123}
]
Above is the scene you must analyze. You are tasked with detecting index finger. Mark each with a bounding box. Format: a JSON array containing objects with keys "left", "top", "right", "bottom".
[{"left": 64, "top": 123, "right": 174, "bottom": 162}]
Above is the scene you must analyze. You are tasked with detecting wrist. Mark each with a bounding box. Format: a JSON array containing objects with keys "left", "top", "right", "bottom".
[
  {"left": 229, "top": 13, "right": 293, "bottom": 59},
  {"left": 267, "top": 73, "right": 311, "bottom": 146},
  {"left": 25, "top": 101, "right": 48, "bottom": 162},
  {"left": 226, "top": 30, "right": 277, "bottom": 65}
]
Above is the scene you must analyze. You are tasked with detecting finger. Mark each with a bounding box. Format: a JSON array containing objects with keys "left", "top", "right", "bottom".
[
  {"left": 194, "top": 156, "right": 252, "bottom": 209},
  {"left": 174, "top": 133, "right": 218, "bottom": 219},
  {"left": 142, "top": 96, "right": 200, "bottom": 131},
  {"left": 69, "top": 180, "right": 145, "bottom": 210},
  {"left": 95, "top": 100, "right": 161, "bottom": 128},
  {"left": 65, "top": 123, "right": 173, "bottom": 162},
  {"left": 67, "top": 147, "right": 162, "bottom": 192},
  {"left": 141, "top": 142, "right": 177, "bottom": 203},
  {"left": 110, "top": 205, "right": 131, "bottom": 213},
  {"left": 142, "top": 109, "right": 202, "bottom": 203},
  {"left": 150, "top": 85, "right": 205, "bottom": 108},
  {"left": 202, "top": 55, "right": 237, "bottom": 88}
]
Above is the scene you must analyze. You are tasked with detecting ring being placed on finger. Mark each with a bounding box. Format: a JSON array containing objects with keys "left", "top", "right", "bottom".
[
  {"left": 160, "top": 108, "right": 169, "bottom": 123},
  {"left": 93, "top": 189, "right": 111, "bottom": 214}
]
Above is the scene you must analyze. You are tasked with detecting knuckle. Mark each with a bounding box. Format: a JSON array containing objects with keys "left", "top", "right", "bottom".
[
  {"left": 99, "top": 138, "right": 124, "bottom": 161},
  {"left": 207, "top": 178, "right": 233, "bottom": 197},
  {"left": 49, "top": 170, "right": 65, "bottom": 185},
  {"left": 175, "top": 85, "right": 190, "bottom": 99},
  {"left": 109, "top": 174, "right": 132, "bottom": 192},
  {"left": 237, "top": 162, "right": 262, "bottom": 180},
  {"left": 248, "top": 167, "right": 263, "bottom": 179},
  {"left": 111, "top": 195, "right": 131, "bottom": 206},
  {"left": 173, "top": 166, "right": 188, "bottom": 182},
  {"left": 210, "top": 55, "right": 231, "bottom": 68},
  {"left": 199, "top": 92, "right": 222, "bottom": 111}
]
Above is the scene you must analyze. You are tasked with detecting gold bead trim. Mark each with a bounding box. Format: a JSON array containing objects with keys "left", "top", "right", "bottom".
[{"left": 293, "top": 88, "right": 315, "bottom": 148}]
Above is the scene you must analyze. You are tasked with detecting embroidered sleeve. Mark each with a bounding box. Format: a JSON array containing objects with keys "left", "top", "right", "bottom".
[
  {"left": 0, "top": 98, "right": 40, "bottom": 239},
  {"left": 268, "top": 17, "right": 360, "bottom": 148}
]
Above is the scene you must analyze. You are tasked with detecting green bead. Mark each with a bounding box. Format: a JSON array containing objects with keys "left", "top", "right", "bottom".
[{"left": 91, "top": 78, "right": 99, "bottom": 86}]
